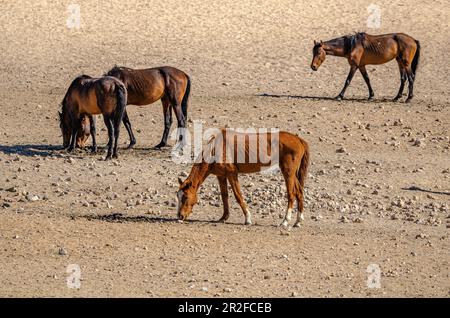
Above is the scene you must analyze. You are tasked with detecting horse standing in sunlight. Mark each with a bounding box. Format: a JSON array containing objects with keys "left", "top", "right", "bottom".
[
  {"left": 177, "top": 129, "right": 310, "bottom": 227},
  {"left": 311, "top": 32, "right": 420, "bottom": 102},
  {"left": 59, "top": 75, "right": 127, "bottom": 160},
  {"left": 105, "top": 66, "right": 191, "bottom": 149}
]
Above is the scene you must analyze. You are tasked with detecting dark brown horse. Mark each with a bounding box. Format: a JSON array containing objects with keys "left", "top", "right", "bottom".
[
  {"left": 105, "top": 66, "right": 191, "bottom": 149},
  {"left": 59, "top": 75, "right": 127, "bottom": 160},
  {"left": 311, "top": 32, "right": 420, "bottom": 102},
  {"left": 177, "top": 129, "right": 310, "bottom": 227}
]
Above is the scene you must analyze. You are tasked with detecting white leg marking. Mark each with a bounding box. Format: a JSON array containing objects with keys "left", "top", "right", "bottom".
[
  {"left": 280, "top": 208, "right": 292, "bottom": 227},
  {"left": 245, "top": 209, "right": 252, "bottom": 225},
  {"left": 293, "top": 212, "right": 304, "bottom": 228}
]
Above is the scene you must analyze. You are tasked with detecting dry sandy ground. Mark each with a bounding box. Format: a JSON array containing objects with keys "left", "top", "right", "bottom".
[{"left": 0, "top": 0, "right": 449, "bottom": 297}]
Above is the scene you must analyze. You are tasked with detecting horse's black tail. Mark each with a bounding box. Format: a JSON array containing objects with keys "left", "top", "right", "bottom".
[
  {"left": 412, "top": 40, "right": 421, "bottom": 78},
  {"left": 181, "top": 74, "right": 191, "bottom": 120}
]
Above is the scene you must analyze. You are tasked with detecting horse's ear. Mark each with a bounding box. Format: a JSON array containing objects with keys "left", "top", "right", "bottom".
[
  {"left": 314, "top": 40, "right": 318, "bottom": 46},
  {"left": 320, "top": 40, "right": 324, "bottom": 46},
  {"left": 178, "top": 177, "right": 183, "bottom": 185}
]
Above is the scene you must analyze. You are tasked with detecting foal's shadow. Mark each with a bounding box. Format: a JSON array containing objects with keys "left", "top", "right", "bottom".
[
  {"left": 79, "top": 212, "right": 177, "bottom": 224},
  {"left": 0, "top": 144, "right": 64, "bottom": 158},
  {"left": 78, "top": 212, "right": 267, "bottom": 227}
]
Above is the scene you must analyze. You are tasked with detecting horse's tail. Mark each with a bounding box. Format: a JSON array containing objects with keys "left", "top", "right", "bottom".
[
  {"left": 296, "top": 137, "right": 310, "bottom": 193},
  {"left": 181, "top": 74, "right": 191, "bottom": 120},
  {"left": 114, "top": 81, "right": 127, "bottom": 123},
  {"left": 412, "top": 40, "right": 421, "bottom": 78}
]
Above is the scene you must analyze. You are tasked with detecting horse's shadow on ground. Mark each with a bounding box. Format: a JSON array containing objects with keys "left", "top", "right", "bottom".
[
  {"left": 402, "top": 186, "right": 450, "bottom": 196},
  {"left": 0, "top": 144, "right": 64, "bottom": 158},
  {"left": 257, "top": 93, "right": 396, "bottom": 103},
  {"left": 77, "top": 212, "right": 267, "bottom": 227},
  {"left": 0, "top": 144, "right": 175, "bottom": 159}
]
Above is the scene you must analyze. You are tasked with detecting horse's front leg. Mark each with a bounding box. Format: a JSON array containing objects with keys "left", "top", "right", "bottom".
[
  {"left": 336, "top": 65, "right": 357, "bottom": 100},
  {"left": 67, "top": 125, "right": 78, "bottom": 153},
  {"left": 228, "top": 174, "right": 252, "bottom": 225},
  {"left": 173, "top": 103, "right": 187, "bottom": 150},
  {"left": 359, "top": 66, "right": 374, "bottom": 100},
  {"left": 217, "top": 176, "right": 230, "bottom": 222}
]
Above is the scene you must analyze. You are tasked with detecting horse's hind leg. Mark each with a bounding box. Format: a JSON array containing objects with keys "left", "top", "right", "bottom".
[
  {"left": 217, "top": 176, "right": 230, "bottom": 222},
  {"left": 405, "top": 67, "right": 415, "bottom": 103},
  {"left": 359, "top": 66, "right": 374, "bottom": 100},
  {"left": 89, "top": 115, "right": 97, "bottom": 152},
  {"left": 393, "top": 61, "right": 407, "bottom": 101},
  {"left": 169, "top": 87, "right": 187, "bottom": 149},
  {"left": 280, "top": 165, "right": 296, "bottom": 227},
  {"left": 103, "top": 115, "right": 114, "bottom": 160},
  {"left": 228, "top": 174, "right": 252, "bottom": 225},
  {"left": 293, "top": 182, "right": 305, "bottom": 228},
  {"left": 122, "top": 110, "right": 136, "bottom": 149},
  {"left": 155, "top": 97, "right": 172, "bottom": 149}
]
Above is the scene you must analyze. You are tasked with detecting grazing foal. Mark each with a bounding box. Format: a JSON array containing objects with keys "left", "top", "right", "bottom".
[
  {"left": 311, "top": 32, "right": 420, "bottom": 102},
  {"left": 177, "top": 129, "right": 310, "bottom": 227}
]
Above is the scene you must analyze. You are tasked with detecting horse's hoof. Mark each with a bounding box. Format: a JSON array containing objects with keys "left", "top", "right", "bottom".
[
  {"left": 245, "top": 221, "right": 252, "bottom": 226},
  {"left": 393, "top": 97, "right": 400, "bottom": 102},
  {"left": 405, "top": 98, "right": 412, "bottom": 104},
  {"left": 112, "top": 154, "right": 118, "bottom": 159},
  {"left": 105, "top": 154, "right": 112, "bottom": 160},
  {"left": 154, "top": 142, "right": 166, "bottom": 150},
  {"left": 368, "top": 95, "right": 374, "bottom": 101},
  {"left": 279, "top": 220, "right": 288, "bottom": 228},
  {"left": 91, "top": 147, "right": 97, "bottom": 153},
  {"left": 293, "top": 222, "right": 301, "bottom": 228},
  {"left": 127, "top": 142, "right": 136, "bottom": 150},
  {"left": 334, "top": 95, "right": 343, "bottom": 101}
]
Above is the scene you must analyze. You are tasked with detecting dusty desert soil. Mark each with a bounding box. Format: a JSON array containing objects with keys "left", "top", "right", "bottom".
[{"left": 0, "top": 0, "right": 449, "bottom": 297}]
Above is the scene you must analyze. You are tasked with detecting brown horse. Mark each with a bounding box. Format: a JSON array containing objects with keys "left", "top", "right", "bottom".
[
  {"left": 177, "top": 129, "right": 310, "bottom": 227},
  {"left": 311, "top": 32, "right": 420, "bottom": 102},
  {"left": 59, "top": 75, "right": 127, "bottom": 160},
  {"left": 104, "top": 66, "right": 191, "bottom": 149}
]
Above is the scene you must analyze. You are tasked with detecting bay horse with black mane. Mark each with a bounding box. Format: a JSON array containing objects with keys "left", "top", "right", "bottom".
[
  {"left": 311, "top": 32, "right": 420, "bottom": 102},
  {"left": 177, "top": 129, "right": 310, "bottom": 227},
  {"left": 104, "top": 66, "right": 191, "bottom": 149},
  {"left": 59, "top": 75, "right": 127, "bottom": 160}
]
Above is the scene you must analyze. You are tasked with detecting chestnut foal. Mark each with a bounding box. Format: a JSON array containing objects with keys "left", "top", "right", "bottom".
[{"left": 177, "top": 129, "right": 310, "bottom": 227}]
